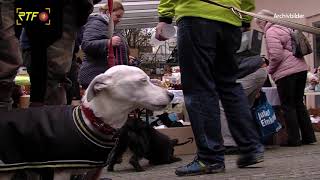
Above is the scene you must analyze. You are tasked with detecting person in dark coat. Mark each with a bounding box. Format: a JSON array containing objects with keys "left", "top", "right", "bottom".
[
  {"left": 79, "top": 1, "right": 131, "bottom": 89},
  {"left": 14, "top": 0, "right": 96, "bottom": 107},
  {"left": 0, "top": 2, "right": 22, "bottom": 111},
  {"left": 221, "top": 55, "right": 268, "bottom": 150}
]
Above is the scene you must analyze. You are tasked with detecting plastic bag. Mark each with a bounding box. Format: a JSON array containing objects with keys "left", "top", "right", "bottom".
[{"left": 252, "top": 91, "right": 282, "bottom": 139}]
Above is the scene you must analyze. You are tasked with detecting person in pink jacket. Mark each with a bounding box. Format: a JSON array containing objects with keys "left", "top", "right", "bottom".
[{"left": 255, "top": 9, "right": 316, "bottom": 146}]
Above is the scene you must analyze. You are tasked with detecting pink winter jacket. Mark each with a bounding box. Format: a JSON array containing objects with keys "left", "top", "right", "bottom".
[{"left": 264, "top": 22, "right": 308, "bottom": 82}]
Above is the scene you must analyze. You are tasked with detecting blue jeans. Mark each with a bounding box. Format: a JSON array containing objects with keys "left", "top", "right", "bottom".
[
  {"left": 177, "top": 17, "right": 263, "bottom": 164},
  {"left": 222, "top": 68, "right": 268, "bottom": 146}
]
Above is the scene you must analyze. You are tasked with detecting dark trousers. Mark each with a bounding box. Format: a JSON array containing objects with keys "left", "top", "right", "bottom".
[
  {"left": 177, "top": 17, "right": 263, "bottom": 163},
  {"left": 66, "top": 54, "right": 81, "bottom": 105},
  {"left": 26, "top": 3, "right": 76, "bottom": 104},
  {"left": 0, "top": 3, "right": 22, "bottom": 109},
  {"left": 28, "top": 42, "right": 48, "bottom": 103},
  {"left": 276, "top": 71, "right": 316, "bottom": 144}
]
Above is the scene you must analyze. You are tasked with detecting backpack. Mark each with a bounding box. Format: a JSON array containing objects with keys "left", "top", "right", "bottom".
[{"left": 290, "top": 30, "right": 313, "bottom": 58}]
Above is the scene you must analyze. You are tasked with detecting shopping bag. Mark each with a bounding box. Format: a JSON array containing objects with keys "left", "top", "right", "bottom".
[{"left": 252, "top": 91, "right": 282, "bottom": 139}]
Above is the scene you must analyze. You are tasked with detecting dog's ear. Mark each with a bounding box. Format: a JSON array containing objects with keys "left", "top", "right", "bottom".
[{"left": 86, "top": 74, "right": 111, "bottom": 102}]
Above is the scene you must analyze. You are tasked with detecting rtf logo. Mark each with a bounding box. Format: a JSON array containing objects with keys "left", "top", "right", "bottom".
[{"left": 16, "top": 8, "right": 51, "bottom": 26}]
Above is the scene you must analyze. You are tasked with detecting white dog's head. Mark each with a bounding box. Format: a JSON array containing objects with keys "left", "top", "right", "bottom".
[{"left": 83, "top": 65, "right": 173, "bottom": 128}]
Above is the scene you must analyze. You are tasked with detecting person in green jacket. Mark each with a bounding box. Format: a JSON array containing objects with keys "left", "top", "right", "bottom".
[{"left": 156, "top": 0, "right": 264, "bottom": 176}]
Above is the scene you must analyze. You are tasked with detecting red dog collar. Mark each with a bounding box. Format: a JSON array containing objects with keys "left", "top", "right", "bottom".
[{"left": 81, "top": 105, "right": 116, "bottom": 135}]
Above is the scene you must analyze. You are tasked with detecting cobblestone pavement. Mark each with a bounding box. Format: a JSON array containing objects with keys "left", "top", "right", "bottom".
[{"left": 102, "top": 133, "right": 320, "bottom": 180}]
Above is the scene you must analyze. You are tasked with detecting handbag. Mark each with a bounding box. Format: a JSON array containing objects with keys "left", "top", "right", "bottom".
[
  {"left": 252, "top": 91, "right": 282, "bottom": 139},
  {"left": 291, "top": 30, "right": 313, "bottom": 58}
]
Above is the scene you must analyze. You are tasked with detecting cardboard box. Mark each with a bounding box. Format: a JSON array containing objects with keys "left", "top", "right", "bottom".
[
  {"left": 312, "top": 123, "right": 320, "bottom": 132},
  {"left": 156, "top": 126, "right": 196, "bottom": 156}
]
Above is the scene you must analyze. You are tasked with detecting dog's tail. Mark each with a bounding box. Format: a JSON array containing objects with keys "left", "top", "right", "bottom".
[{"left": 174, "top": 137, "right": 194, "bottom": 146}]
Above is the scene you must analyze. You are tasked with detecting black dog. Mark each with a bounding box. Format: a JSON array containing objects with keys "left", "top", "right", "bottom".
[{"left": 107, "top": 118, "right": 192, "bottom": 172}]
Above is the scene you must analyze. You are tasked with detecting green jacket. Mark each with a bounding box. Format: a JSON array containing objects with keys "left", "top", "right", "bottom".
[{"left": 158, "top": 0, "right": 255, "bottom": 27}]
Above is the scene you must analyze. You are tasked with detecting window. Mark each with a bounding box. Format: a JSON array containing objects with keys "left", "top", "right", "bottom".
[{"left": 314, "top": 21, "right": 320, "bottom": 67}]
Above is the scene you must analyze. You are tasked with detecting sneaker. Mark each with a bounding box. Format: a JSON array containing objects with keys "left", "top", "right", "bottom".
[
  {"left": 175, "top": 159, "right": 225, "bottom": 176},
  {"left": 237, "top": 152, "right": 264, "bottom": 168},
  {"left": 302, "top": 139, "right": 317, "bottom": 145}
]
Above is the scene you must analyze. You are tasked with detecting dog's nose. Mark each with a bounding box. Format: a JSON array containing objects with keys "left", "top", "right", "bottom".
[{"left": 168, "top": 92, "right": 174, "bottom": 100}]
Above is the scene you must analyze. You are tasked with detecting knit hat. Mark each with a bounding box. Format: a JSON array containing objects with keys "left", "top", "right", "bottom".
[{"left": 255, "top": 9, "right": 275, "bottom": 29}]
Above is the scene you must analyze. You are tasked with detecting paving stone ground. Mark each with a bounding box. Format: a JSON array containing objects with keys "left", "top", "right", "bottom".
[{"left": 102, "top": 133, "right": 320, "bottom": 180}]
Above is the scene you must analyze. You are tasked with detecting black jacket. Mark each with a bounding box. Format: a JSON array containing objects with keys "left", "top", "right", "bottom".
[
  {"left": 236, "top": 55, "right": 264, "bottom": 79},
  {"left": 0, "top": 106, "right": 113, "bottom": 171},
  {"left": 79, "top": 14, "right": 129, "bottom": 88}
]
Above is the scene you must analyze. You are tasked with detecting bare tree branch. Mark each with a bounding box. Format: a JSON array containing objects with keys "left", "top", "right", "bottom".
[{"left": 123, "top": 28, "right": 152, "bottom": 49}]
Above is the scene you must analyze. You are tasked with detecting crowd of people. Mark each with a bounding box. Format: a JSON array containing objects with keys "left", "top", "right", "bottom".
[
  {"left": 0, "top": 0, "right": 135, "bottom": 109},
  {"left": 255, "top": 10, "right": 316, "bottom": 146},
  {"left": 156, "top": 0, "right": 316, "bottom": 177},
  {"left": 0, "top": 0, "right": 317, "bottom": 178}
]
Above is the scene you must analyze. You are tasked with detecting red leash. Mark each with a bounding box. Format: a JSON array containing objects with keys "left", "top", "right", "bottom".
[
  {"left": 114, "top": 46, "right": 124, "bottom": 65},
  {"left": 119, "top": 46, "right": 123, "bottom": 65},
  {"left": 107, "top": 0, "right": 115, "bottom": 68}
]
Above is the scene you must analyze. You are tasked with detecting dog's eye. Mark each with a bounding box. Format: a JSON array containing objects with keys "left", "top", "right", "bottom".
[{"left": 140, "top": 78, "right": 148, "bottom": 84}]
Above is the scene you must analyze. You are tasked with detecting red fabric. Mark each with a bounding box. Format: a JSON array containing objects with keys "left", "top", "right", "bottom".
[
  {"left": 114, "top": 47, "right": 123, "bottom": 65},
  {"left": 108, "top": 43, "right": 115, "bottom": 67},
  {"left": 81, "top": 105, "right": 116, "bottom": 135},
  {"left": 119, "top": 46, "right": 123, "bottom": 65},
  {"left": 115, "top": 47, "right": 119, "bottom": 65}
]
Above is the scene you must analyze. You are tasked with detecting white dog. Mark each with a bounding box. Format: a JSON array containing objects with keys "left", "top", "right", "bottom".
[{"left": 0, "top": 65, "right": 173, "bottom": 180}]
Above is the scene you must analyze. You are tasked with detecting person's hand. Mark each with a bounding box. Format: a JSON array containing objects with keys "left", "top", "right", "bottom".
[
  {"left": 155, "top": 22, "right": 169, "bottom": 41},
  {"left": 310, "top": 79, "right": 318, "bottom": 85},
  {"left": 129, "top": 56, "right": 136, "bottom": 64},
  {"left": 111, "top": 36, "right": 121, "bottom": 47},
  {"left": 261, "top": 62, "right": 268, "bottom": 68},
  {"left": 241, "top": 22, "right": 251, "bottom": 32}
]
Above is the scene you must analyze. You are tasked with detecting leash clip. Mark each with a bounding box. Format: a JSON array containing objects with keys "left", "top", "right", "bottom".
[{"left": 231, "top": 7, "right": 243, "bottom": 20}]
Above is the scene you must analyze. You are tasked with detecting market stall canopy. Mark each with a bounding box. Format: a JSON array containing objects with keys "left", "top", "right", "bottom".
[{"left": 94, "top": 0, "right": 165, "bottom": 29}]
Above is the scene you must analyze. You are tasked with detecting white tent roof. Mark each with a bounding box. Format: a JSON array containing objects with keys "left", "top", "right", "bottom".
[{"left": 94, "top": 0, "right": 162, "bottom": 29}]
